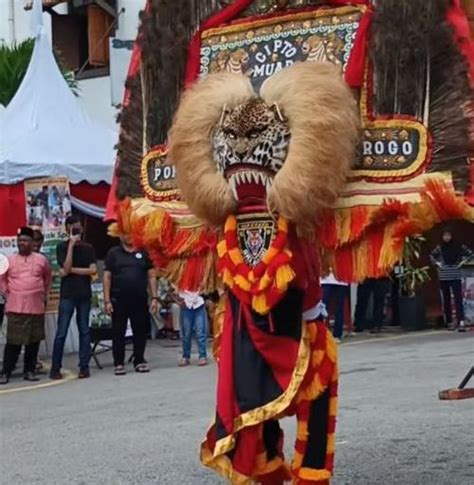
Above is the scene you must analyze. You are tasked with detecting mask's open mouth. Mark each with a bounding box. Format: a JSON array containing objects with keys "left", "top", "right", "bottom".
[{"left": 225, "top": 165, "right": 274, "bottom": 204}]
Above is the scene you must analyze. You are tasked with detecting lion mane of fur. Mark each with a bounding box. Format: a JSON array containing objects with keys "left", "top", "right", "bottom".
[{"left": 169, "top": 62, "right": 360, "bottom": 228}]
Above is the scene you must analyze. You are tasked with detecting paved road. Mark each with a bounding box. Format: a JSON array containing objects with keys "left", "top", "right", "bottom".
[{"left": 0, "top": 331, "right": 473, "bottom": 484}]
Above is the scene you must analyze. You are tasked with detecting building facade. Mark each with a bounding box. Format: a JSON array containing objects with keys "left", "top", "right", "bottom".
[{"left": 0, "top": 0, "right": 146, "bottom": 131}]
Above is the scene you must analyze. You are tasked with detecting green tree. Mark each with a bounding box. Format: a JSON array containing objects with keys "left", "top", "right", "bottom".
[{"left": 0, "top": 38, "right": 78, "bottom": 107}]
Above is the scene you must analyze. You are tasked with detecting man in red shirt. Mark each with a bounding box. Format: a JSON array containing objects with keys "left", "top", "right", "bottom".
[{"left": 0, "top": 227, "right": 52, "bottom": 385}]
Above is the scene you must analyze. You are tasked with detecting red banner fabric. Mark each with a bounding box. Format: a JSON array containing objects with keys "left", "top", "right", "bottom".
[{"left": 0, "top": 183, "right": 26, "bottom": 236}]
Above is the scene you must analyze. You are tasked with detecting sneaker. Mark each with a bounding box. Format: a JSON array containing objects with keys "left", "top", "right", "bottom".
[
  {"left": 179, "top": 358, "right": 190, "bottom": 367},
  {"left": 370, "top": 327, "right": 381, "bottom": 334},
  {"left": 0, "top": 373, "right": 10, "bottom": 385},
  {"left": 198, "top": 357, "right": 208, "bottom": 367},
  {"left": 24, "top": 372, "right": 40, "bottom": 382},
  {"left": 334, "top": 338, "right": 342, "bottom": 344},
  {"left": 49, "top": 370, "right": 63, "bottom": 380},
  {"left": 458, "top": 321, "right": 467, "bottom": 333},
  {"left": 78, "top": 369, "right": 90, "bottom": 379}
]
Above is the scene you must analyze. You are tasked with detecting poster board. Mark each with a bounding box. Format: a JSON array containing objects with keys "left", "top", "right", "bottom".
[
  {"left": 463, "top": 270, "right": 474, "bottom": 326},
  {"left": 90, "top": 281, "right": 112, "bottom": 328},
  {"left": 24, "top": 177, "right": 72, "bottom": 313}
]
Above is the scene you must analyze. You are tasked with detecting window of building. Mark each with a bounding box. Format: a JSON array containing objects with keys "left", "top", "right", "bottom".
[{"left": 49, "top": 0, "right": 118, "bottom": 79}]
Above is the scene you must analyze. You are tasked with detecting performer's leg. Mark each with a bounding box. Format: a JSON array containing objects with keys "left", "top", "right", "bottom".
[
  {"left": 254, "top": 420, "right": 291, "bottom": 484},
  {"left": 293, "top": 387, "right": 337, "bottom": 484}
]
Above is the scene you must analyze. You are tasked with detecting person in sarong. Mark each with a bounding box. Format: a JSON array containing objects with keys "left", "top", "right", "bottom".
[{"left": 0, "top": 227, "right": 52, "bottom": 385}]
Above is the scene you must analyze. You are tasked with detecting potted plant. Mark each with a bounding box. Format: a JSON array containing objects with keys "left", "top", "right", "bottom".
[{"left": 397, "top": 235, "right": 430, "bottom": 330}]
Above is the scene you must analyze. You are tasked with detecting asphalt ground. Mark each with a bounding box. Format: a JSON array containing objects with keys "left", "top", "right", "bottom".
[{"left": 0, "top": 330, "right": 473, "bottom": 484}]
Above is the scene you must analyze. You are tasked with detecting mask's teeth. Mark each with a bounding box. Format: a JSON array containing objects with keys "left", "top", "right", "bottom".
[
  {"left": 231, "top": 183, "right": 238, "bottom": 200},
  {"left": 245, "top": 172, "right": 252, "bottom": 183},
  {"left": 265, "top": 177, "right": 272, "bottom": 192}
]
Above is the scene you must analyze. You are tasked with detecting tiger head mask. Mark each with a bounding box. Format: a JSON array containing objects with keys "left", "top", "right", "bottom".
[{"left": 169, "top": 62, "right": 360, "bottom": 230}]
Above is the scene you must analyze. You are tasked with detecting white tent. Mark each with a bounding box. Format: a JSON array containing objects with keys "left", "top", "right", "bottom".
[{"left": 0, "top": 0, "right": 116, "bottom": 185}]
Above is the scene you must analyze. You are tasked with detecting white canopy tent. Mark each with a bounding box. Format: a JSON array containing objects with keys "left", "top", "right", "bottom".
[{"left": 0, "top": 0, "right": 117, "bottom": 185}]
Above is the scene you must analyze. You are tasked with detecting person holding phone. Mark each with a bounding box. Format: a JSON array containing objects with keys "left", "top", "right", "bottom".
[{"left": 50, "top": 215, "right": 97, "bottom": 379}]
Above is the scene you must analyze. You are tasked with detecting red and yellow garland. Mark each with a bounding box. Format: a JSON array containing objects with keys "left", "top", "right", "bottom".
[{"left": 217, "top": 215, "right": 295, "bottom": 315}]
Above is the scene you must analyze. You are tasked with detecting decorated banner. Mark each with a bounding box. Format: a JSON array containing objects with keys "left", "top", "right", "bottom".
[
  {"left": 140, "top": 145, "right": 179, "bottom": 202},
  {"left": 200, "top": 6, "right": 364, "bottom": 88},
  {"left": 24, "top": 177, "right": 71, "bottom": 313},
  {"left": 41, "top": 229, "right": 67, "bottom": 313},
  {"left": 109, "top": 0, "right": 473, "bottom": 290}
]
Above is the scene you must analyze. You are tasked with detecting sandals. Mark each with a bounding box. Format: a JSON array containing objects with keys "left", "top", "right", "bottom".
[
  {"left": 135, "top": 363, "right": 150, "bottom": 373},
  {"left": 114, "top": 366, "right": 126, "bottom": 376}
]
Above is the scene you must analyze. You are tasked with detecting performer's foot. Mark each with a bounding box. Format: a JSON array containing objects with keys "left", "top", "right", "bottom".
[
  {"left": 24, "top": 372, "right": 40, "bottom": 382},
  {"left": 179, "top": 358, "right": 190, "bottom": 367}
]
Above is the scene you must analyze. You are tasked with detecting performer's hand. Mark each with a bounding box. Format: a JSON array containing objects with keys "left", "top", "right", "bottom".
[
  {"left": 150, "top": 298, "right": 160, "bottom": 315},
  {"left": 105, "top": 301, "right": 113, "bottom": 315}
]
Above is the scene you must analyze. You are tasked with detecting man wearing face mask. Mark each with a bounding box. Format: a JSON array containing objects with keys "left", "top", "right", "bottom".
[
  {"left": 0, "top": 227, "right": 52, "bottom": 385},
  {"left": 103, "top": 233, "right": 159, "bottom": 375},
  {"left": 50, "top": 215, "right": 97, "bottom": 379}
]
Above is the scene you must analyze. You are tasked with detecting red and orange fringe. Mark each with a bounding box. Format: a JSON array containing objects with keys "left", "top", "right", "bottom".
[
  {"left": 320, "top": 179, "right": 474, "bottom": 282},
  {"left": 109, "top": 198, "right": 219, "bottom": 292}
]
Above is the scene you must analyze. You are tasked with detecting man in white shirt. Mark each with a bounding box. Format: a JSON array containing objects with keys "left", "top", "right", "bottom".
[
  {"left": 320, "top": 270, "right": 349, "bottom": 341},
  {"left": 178, "top": 291, "right": 208, "bottom": 366}
]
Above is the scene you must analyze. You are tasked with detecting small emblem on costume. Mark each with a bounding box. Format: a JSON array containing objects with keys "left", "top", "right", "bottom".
[
  {"left": 135, "top": 252, "right": 143, "bottom": 259},
  {"left": 237, "top": 214, "right": 275, "bottom": 266}
]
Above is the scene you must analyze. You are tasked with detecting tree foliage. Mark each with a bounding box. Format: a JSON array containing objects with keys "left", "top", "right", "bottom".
[{"left": 0, "top": 38, "right": 78, "bottom": 107}]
